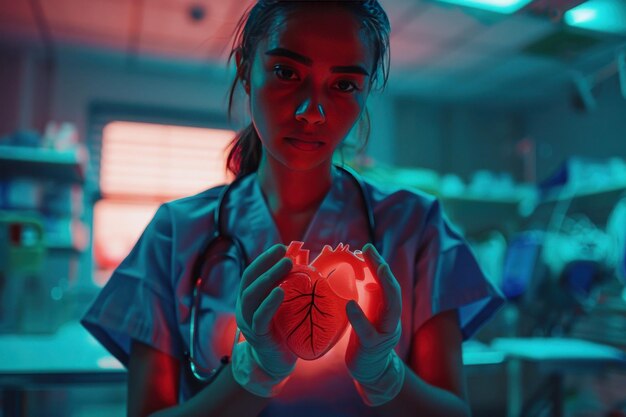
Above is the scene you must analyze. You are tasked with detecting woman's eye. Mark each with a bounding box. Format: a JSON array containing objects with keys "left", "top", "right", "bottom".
[
  {"left": 273, "top": 65, "right": 298, "bottom": 81},
  {"left": 335, "top": 80, "right": 360, "bottom": 93}
]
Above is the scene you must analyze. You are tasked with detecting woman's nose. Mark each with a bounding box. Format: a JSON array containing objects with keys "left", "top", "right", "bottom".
[{"left": 295, "top": 99, "right": 326, "bottom": 125}]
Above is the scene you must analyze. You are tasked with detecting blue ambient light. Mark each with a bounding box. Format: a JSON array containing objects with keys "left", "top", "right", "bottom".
[
  {"left": 436, "top": 0, "right": 534, "bottom": 14},
  {"left": 564, "top": 0, "right": 626, "bottom": 35}
]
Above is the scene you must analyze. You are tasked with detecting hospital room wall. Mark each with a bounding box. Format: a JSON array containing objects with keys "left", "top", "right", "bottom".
[
  {"left": 50, "top": 51, "right": 233, "bottom": 138},
  {"left": 0, "top": 47, "right": 55, "bottom": 137},
  {"left": 0, "top": 48, "right": 21, "bottom": 135},
  {"left": 391, "top": 76, "right": 626, "bottom": 184},
  {"left": 392, "top": 97, "right": 525, "bottom": 181},
  {"left": 523, "top": 76, "right": 626, "bottom": 182}
]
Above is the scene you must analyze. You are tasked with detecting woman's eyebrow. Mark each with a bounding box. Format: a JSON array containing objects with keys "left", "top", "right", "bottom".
[
  {"left": 265, "top": 47, "right": 370, "bottom": 76},
  {"left": 265, "top": 47, "right": 312, "bottom": 65}
]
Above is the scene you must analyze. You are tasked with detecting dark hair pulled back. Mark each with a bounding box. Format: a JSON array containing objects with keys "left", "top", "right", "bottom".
[{"left": 225, "top": 0, "right": 390, "bottom": 178}]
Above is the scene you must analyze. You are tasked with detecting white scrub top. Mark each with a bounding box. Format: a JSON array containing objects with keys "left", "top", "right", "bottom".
[{"left": 82, "top": 166, "right": 504, "bottom": 416}]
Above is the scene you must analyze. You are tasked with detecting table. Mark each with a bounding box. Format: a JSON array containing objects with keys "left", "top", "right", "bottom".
[
  {"left": 492, "top": 337, "right": 626, "bottom": 417},
  {"left": 0, "top": 322, "right": 126, "bottom": 417},
  {"left": 2, "top": 323, "right": 624, "bottom": 417}
]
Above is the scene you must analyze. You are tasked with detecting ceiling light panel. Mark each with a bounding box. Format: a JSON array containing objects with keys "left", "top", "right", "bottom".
[
  {"left": 40, "top": 0, "right": 131, "bottom": 48},
  {"left": 564, "top": 0, "right": 626, "bottom": 35},
  {"left": 435, "top": 0, "right": 534, "bottom": 14},
  {"left": 139, "top": 0, "right": 253, "bottom": 61}
]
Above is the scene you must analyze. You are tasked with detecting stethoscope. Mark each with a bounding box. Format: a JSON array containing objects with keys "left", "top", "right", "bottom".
[{"left": 184, "top": 164, "right": 379, "bottom": 386}]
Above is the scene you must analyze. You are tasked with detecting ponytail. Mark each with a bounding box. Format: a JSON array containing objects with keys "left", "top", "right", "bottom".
[{"left": 226, "top": 124, "right": 262, "bottom": 178}]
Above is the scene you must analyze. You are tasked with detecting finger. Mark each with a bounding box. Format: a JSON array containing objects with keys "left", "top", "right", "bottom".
[
  {"left": 376, "top": 263, "right": 403, "bottom": 333},
  {"left": 240, "top": 244, "right": 286, "bottom": 295},
  {"left": 241, "top": 257, "right": 292, "bottom": 323},
  {"left": 363, "top": 245, "right": 402, "bottom": 333},
  {"left": 362, "top": 243, "right": 384, "bottom": 276},
  {"left": 346, "top": 300, "right": 378, "bottom": 348},
  {"left": 252, "top": 287, "right": 285, "bottom": 335}
]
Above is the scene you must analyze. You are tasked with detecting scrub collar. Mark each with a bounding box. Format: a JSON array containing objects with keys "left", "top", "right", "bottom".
[{"left": 222, "top": 166, "right": 358, "bottom": 263}]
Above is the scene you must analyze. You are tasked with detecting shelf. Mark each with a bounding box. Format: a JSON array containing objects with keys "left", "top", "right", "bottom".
[
  {"left": 541, "top": 183, "right": 626, "bottom": 204},
  {"left": 442, "top": 194, "right": 523, "bottom": 205},
  {"left": 441, "top": 195, "right": 523, "bottom": 237},
  {"left": 46, "top": 243, "right": 84, "bottom": 254},
  {"left": 530, "top": 183, "right": 626, "bottom": 227},
  {"left": 0, "top": 146, "right": 86, "bottom": 184}
]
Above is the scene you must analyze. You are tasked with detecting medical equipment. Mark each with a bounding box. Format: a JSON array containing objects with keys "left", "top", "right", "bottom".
[{"left": 185, "top": 165, "right": 379, "bottom": 385}]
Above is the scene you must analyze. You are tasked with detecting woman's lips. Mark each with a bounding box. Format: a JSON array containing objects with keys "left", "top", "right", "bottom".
[{"left": 285, "top": 137, "right": 325, "bottom": 151}]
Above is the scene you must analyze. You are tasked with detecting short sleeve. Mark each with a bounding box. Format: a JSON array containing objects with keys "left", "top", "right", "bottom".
[
  {"left": 81, "top": 204, "right": 183, "bottom": 367},
  {"left": 413, "top": 200, "right": 505, "bottom": 340}
]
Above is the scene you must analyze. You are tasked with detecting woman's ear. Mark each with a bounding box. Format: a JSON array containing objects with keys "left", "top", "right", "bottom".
[{"left": 235, "top": 49, "right": 251, "bottom": 95}]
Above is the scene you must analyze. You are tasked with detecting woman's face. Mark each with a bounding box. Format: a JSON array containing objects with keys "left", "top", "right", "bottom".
[{"left": 245, "top": 5, "right": 374, "bottom": 172}]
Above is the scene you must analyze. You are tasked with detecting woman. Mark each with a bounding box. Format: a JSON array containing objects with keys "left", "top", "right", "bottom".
[{"left": 82, "top": 1, "right": 504, "bottom": 416}]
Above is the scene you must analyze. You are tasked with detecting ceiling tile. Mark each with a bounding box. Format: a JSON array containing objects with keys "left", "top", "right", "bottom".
[
  {"left": 419, "top": 48, "right": 497, "bottom": 76},
  {"left": 467, "top": 14, "right": 556, "bottom": 54},
  {"left": 40, "top": 0, "right": 131, "bottom": 45},
  {"left": 0, "top": 0, "right": 596, "bottom": 105},
  {"left": 381, "top": 0, "right": 429, "bottom": 37},
  {"left": 380, "top": 0, "right": 422, "bottom": 23},
  {"left": 0, "top": 1, "right": 38, "bottom": 40},
  {"left": 139, "top": 0, "right": 253, "bottom": 61},
  {"left": 391, "top": 36, "right": 444, "bottom": 69},
  {"left": 465, "top": 55, "right": 568, "bottom": 100},
  {"left": 0, "top": 1, "right": 35, "bottom": 25},
  {"left": 401, "top": 3, "right": 488, "bottom": 43}
]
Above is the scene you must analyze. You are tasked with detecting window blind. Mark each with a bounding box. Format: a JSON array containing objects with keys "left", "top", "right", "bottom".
[{"left": 100, "top": 121, "right": 234, "bottom": 200}]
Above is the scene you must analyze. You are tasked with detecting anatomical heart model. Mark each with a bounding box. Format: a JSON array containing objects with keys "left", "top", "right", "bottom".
[{"left": 272, "top": 241, "right": 380, "bottom": 360}]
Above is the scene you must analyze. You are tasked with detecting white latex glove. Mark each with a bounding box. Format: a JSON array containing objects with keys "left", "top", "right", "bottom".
[
  {"left": 345, "top": 243, "right": 405, "bottom": 406},
  {"left": 232, "top": 244, "right": 298, "bottom": 397}
]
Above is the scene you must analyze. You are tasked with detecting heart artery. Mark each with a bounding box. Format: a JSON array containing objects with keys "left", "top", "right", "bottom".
[{"left": 272, "top": 241, "right": 380, "bottom": 360}]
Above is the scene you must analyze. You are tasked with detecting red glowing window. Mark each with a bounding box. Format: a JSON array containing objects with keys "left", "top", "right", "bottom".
[{"left": 93, "top": 121, "right": 235, "bottom": 286}]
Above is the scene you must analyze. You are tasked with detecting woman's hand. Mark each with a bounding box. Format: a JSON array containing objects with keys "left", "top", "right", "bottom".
[
  {"left": 345, "top": 243, "right": 405, "bottom": 406},
  {"left": 232, "top": 244, "right": 298, "bottom": 397}
]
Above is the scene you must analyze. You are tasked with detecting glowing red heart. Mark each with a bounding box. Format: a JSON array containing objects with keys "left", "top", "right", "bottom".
[{"left": 272, "top": 241, "right": 368, "bottom": 360}]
